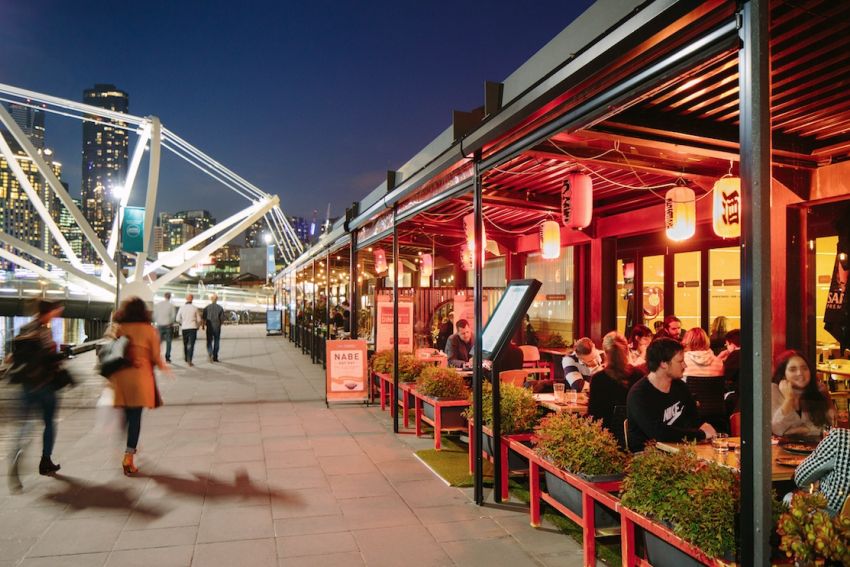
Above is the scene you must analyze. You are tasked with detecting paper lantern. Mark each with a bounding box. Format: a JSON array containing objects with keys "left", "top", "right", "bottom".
[
  {"left": 712, "top": 177, "right": 741, "bottom": 238},
  {"left": 388, "top": 260, "right": 403, "bottom": 281},
  {"left": 461, "top": 247, "right": 473, "bottom": 271},
  {"left": 421, "top": 253, "right": 433, "bottom": 277},
  {"left": 462, "top": 213, "right": 486, "bottom": 252},
  {"left": 665, "top": 186, "right": 696, "bottom": 241},
  {"left": 540, "top": 220, "right": 561, "bottom": 260},
  {"left": 374, "top": 248, "right": 387, "bottom": 273},
  {"left": 419, "top": 275, "right": 430, "bottom": 288},
  {"left": 562, "top": 173, "right": 593, "bottom": 229},
  {"left": 623, "top": 262, "right": 635, "bottom": 280}
]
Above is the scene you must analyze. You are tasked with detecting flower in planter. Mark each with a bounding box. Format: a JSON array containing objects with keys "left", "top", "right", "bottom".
[
  {"left": 371, "top": 350, "right": 394, "bottom": 373},
  {"left": 397, "top": 354, "right": 427, "bottom": 383},
  {"left": 533, "top": 412, "right": 626, "bottom": 477},
  {"left": 464, "top": 382, "right": 540, "bottom": 435},
  {"left": 620, "top": 445, "right": 740, "bottom": 560},
  {"left": 778, "top": 491, "right": 850, "bottom": 566},
  {"left": 416, "top": 366, "right": 468, "bottom": 400}
]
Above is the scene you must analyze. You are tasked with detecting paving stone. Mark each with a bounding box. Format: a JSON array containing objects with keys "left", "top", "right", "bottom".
[
  {"left": 104, "top": 545, "right": 194, "bottom": 567},
  {"left": 192, "top": 539, "right": 277, "bottom": 567},
  {"left": 276, "top": 531, "right": 359, "bottom": 557},
  {"left": 113, "top": 526, "right": 198, "bottom": 550},
  {"left": 18, "top": 552, "right": 108, "bottom": 567},
  {"left": 197, "top": 504, "right": 274, "bottom": 543}
]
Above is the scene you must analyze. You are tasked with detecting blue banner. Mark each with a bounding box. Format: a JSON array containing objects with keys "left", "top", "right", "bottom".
[
  {"left": 121, "top": 206, "right": 145, "bottom": 253},
  {"left": 266, "top": 244, "right": 275, "bottom": 275}
]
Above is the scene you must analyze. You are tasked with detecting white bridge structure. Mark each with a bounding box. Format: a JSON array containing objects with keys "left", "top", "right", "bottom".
[{"left": 0, "top": 83, "right": 302, "bottom": 303}]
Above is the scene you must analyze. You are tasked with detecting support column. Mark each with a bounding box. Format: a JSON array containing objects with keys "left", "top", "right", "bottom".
[
  {"left": 472, "top": 155, "right": 485, "bottom": 506},
  {"left": 350, "top": 232, "right": 359, "bottom": 340},
  {"left": 392, "top": 206, "right": 400, "bottom": 434},
  {"left": 739, "top": 1, "right": 772, "bottom": 565}
]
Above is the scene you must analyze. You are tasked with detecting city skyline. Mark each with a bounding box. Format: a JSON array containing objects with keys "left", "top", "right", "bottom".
[{"left": 1, "top": 0, "right": 595, "bottom": 223}]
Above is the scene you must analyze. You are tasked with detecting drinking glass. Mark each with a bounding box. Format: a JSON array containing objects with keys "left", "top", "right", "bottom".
[
  {"left": 712, "top": 433, "right": 729, "bottom": 453},
  {"left": 553, "top": 383, "right": 566, "bottom": 402},
  {"left": 566, "top": 390, "right": 578, "bottom": 405}
]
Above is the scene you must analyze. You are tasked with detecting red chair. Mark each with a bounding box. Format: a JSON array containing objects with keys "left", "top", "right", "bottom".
[{"left": 730, "top": 412, "right": 741, "bottom": 437}]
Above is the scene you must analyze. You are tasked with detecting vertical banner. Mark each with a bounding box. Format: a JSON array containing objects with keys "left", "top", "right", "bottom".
[
  {"left": 376, "top": 301, "right": 413, "bottom": 352},
  {"left": 121, "top": 206, "right": 145, "bottom": 253},
  {"left": 326, "top": 340, "right": 369, "bottom": 402},
  {"left": 453, "top": 293, "right": 488, "bottom": 334},
  {"left": 266, "top": 245, "right": 276, "bottom": 276}
]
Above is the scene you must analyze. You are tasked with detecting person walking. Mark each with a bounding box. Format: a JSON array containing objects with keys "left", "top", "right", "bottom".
[
  {"left": 153, "top": 292, "right": 176, "bottom": 363},
  {"left": 7, "top": 300, "right": 67, "bottom": 491},
  {"left": 202, "top": 293, "right": 225, "bottom": 363},
  {"left": 176, "top": 294, "right": 201, "bottom": 367},
  {"left": 110, "top": 297, "right": 170, "bottom": 475}
]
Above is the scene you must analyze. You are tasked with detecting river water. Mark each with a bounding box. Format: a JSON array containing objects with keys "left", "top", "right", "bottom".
[{"left": 0, "top": 317, "right": 88, "bottom": 358}]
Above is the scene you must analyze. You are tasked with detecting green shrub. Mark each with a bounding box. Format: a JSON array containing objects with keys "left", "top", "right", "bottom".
[
  {"left": 620, "top": 445, "right": 739, "bottom": 559},
  {"left": 778, "top": 491, "right": 850, "bottom": 565},
  {"left": 371, "top": 350, "right": 394, "bottom": 373},
  {"left": 416, "top": 366, "right": 468, "bottom": 400},
  {"left": 464, "top": 382, "right": 540, "bottom": 434},
  {"left": 541, "top": 333, "right": 567, "bottom": 348},
  {"left": 533, "top": 412, "right": 626, "bottom": 477},
  {"left": 397, "top": 354, "right": 427, "bottom": 383}
]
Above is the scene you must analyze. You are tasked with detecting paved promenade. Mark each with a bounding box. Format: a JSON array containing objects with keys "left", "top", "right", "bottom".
[{"left": 0, "top": 325, "right": 586, "bottom": 566}]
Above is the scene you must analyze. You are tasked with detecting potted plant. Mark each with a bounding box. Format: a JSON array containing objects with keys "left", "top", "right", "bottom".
[
  {"left": 620, "top": 445, "right": 739, "bottom": 566},
  {"left": 541, "top": 332, "right": 567, "bottom": 349},
  {"left": 465, "top": 382, "right": 540, "bottom": 469},
  {"left": 778, "top": 491, "right": 850, "bottom": 566},
  {"left": 533, "top": 412, "right": 625, "bottom": 529},
  {"left": 414, "top": 366, "right": 470, "bottom": 448},
  {"left": 371, "top": 349, "right": 393, "bottom": 374}
]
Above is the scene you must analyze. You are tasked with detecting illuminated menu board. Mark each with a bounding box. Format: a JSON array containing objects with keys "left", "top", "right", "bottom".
[{"left": 481, "top": 279, "right": 542, "bottom": 359}]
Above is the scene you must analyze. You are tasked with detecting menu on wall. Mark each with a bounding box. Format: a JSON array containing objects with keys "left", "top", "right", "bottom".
[
  {"left": 375, "top": 301, "right": 414, "bottom": 353},
  {"left": 326, "top": 340, "right": 369, "bottom": 403}
]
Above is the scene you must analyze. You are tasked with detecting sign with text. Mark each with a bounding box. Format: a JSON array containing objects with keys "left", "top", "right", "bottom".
[
  {"left": 375, "top": 301, "right": 413, "bottom": 353},
  {"left": 121, "top": 206, "right": 145, "bottom": 253},
  {"left": 326, "top": 340, "right": 369, "bottom": 402},
  {"left": 452, "top": 294, "right": 488, "bottom": 334}
]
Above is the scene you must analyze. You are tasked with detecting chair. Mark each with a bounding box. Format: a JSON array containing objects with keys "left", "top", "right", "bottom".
[
  {"left": 499, "top": 369, "right": 530, "bottom": 387},
  {"left": 730, "top": 412, "right": 741, "bottom": 437},
  {"left": 684, "top": 375, "right": 727, "bottom": 431},
  {"left": 519, "top": 345, "right": 542, "bottom": 367},
  {"left": 623, "top": 418, "right": 630, "bottom": 452}
]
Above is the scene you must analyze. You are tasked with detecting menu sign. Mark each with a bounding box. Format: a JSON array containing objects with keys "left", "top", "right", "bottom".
[
  {"left": 375, "top": 301, "right": 414, "bottom": 353},
  {"left": 481, "top": 279, "right": 542, "bottom": 359},
  {"left": 326, "top": 340, "right": 369, "bottom": 403}
]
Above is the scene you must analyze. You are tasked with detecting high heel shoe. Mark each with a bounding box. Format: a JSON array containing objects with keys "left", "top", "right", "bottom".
[
  {"left": 122, "top": 453, "right": 138, "bottom": 475},
  {"left": 39, "top": 456, "right": 60, "bottom": 476}
]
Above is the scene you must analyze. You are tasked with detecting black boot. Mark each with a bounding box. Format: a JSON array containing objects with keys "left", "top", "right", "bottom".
[{"left": 39, "top": 456, "right": 60, "bottom": 476}]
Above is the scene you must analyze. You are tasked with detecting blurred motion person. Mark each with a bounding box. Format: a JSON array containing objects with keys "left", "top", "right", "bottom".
[{"left": 153, "top": 292, "right": 176, "bottom": 363}]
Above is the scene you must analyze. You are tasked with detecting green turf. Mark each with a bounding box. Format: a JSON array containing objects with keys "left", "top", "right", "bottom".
[{"left": 415, "top": 436, "right": 622, "bottom": 565}]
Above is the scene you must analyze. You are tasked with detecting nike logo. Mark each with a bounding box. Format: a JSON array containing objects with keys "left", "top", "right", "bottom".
[{"left": 662, "top": 402, "right": 685, "bottom": 425}]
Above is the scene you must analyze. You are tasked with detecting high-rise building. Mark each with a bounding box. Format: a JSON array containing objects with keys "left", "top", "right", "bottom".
[
  {"left": 173, "top": 209, "right": 214, "bottom": 234},
  {"left": 58, "top": 196, "right": 83, "bottom": 260},
  {"left": 244, "top": 219, "right": 266, "bottom": 249},
  {"left": 5, "top": 102, "right": 46, "bottom": 151},
  {"left": 288, "top": 216, "right": 310, "bottom": 245},
  {"left": 81, "top": 84, "right": 129, "bottom": 263}
]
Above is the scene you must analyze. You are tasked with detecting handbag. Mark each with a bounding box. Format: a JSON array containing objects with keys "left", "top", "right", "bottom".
[
  {"left": 51, "top": 367, "right": 76, "bottom": 391},
  {"left": 97, "top": 335, "right": 132, "bottom": 378}
]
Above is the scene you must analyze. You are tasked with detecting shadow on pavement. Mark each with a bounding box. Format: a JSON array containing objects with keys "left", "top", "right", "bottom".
[
  {"left": 42, "top": 474, "right": 166, "bottom": 518},
  {"left": 137, "top": 469, "right": 304, "bottom": 507}
]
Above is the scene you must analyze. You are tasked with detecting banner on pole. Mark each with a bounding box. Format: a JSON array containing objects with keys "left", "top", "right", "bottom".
[
  {"left": 375, "top": 301, "right": 413, "bottom": 353},
  {"left": 326, "top": 340, "right": 369, "bottom": 403},
  {"left": 121, "top": 206, "right": 145, "bottom": 253}
]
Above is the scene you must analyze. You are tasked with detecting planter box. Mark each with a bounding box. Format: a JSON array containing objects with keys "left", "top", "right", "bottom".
[
  {"left": 422, "top": 399, "right": 467, "bottom": 429},
  {"left": 644, "top": 530, "right": 705, "bottom": 567},
  {"left": 413, "top": 392, "right": 470, "bottom": 451},
  {"left": 482, "top": 431, "right": 530, "bottom": 471},
  {"left": 467, "top": 422, "right": 534, "bottom": 501},
  {"left": 544, "top": 470, "right": 620, "bottom": 530}
]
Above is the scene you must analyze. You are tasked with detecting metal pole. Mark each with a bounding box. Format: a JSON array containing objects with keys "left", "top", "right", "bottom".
[
  {"left": 473, "top": 155, "right": 485, "bottom": 506},
  {"left": 739, "top": 1, "right": 772, "bottom": 564},
  {"left": 392, "top": 205, "right": 400, "bottom": 433},
  {"left": 350, "top": 231, "right": 358, "bottom": 340},
  {"left": 311, "top": 260, "right": 316, "bottom": 363},
  {"left": 325, "top": 250, "right": 331, "bottom": 368},
  {"left": 114, "top": 204, "right": 122, "bottom": 314}
]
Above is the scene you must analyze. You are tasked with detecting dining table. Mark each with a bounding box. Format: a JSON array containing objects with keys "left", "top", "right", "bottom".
[
  {"left": 655, "top": 439, "right": 809, "bottom": 482},
  {"left": 533, "top": 392, "right": 588, "bottom": 414}
]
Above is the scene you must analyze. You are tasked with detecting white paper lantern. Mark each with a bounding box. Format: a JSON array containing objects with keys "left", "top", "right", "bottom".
[
  {"left": 665, "top": 186, "right": 696, "bottom": 241},
  {"left": 712, "top": 177, "right": 741, "bottom": 239},
  {"left": 540, "top": 220, "right": 561, "bottom": 259}
]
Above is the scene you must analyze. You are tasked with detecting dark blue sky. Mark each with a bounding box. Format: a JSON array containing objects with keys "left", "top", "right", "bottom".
[{"left": 2, "top": 0, "right": 594, "bottom": 222}]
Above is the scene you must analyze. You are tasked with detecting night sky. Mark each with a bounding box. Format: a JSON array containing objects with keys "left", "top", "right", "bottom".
[{"left": 2, "top": 0, "right": 594, "bottom": 224}]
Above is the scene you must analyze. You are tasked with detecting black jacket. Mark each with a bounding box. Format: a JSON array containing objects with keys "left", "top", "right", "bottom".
[{"left": 445, "top": 333, "right": 472, "bottom": 368}]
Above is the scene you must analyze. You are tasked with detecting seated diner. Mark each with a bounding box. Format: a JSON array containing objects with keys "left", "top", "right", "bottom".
[
  {"left": 682, "top": 327, "right": 724, "bottom": 378},
  {"left": 561, "top": 337, "right": 604, "bottom": 391},
  {"left": 445, "top": 319, "right": 473, "bottom": 368},
  {"left": 771, "top": 349, "right": 834, "bottom": 438},
  {"left": 588, "top": 331, "right": 644, "bottom": 448}
]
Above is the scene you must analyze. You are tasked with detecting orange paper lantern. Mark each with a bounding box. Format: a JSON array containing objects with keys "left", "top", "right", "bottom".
[
  {"left": 712, "top": 177, "right": 741, "bottom": 238},
  {"left": 562, "top": 172, "right": 593, "bottom": 229},
  {"left": 665, "top": 186, "right": 696, "bottom": 241},
  {"left": 374, "top": 248, "right": 387, "bottom": 273},
  {"left": 540, "top": 220, "right": 561, "bottom": 259}
]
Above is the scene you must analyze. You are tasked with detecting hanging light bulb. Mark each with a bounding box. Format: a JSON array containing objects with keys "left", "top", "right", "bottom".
[
  {"left": 665, "top": 185, "right": 696, "bottom": 241},
  {"left": 374, "top": 248, "right": 387, "bottom": 273},
  {"left": 562, "top": 172, "right": 593, "bottom": 230},
  {"left": 712, "top": 177, "right": 741, "bottom": 238},
  {"left": 540, "top": 220, "right": 561, "bottom": 259},
  {"left": 421, "top": 253, "right": 433, "bottom": 277}
]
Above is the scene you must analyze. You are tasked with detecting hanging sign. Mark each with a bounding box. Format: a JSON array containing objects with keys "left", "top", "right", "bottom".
[
  {"left": 824, "top": 252, "right": 850, "bottom": 351},
  {"left": 121, "top": 206, "right": 145, "bottom": 253},
  {"left": 326, "top": 340, "right": 369, "bottom": 403},
  {"left": 375, "top": 301, "right": 413, "bottom": 352}
]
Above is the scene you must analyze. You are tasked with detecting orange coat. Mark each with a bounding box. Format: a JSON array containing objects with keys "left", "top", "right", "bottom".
[{"left": 111, "top": 323, "right": 164, "bottom": 408}]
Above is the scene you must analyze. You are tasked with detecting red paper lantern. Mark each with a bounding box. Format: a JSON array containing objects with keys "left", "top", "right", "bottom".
[
  {"left": 374, "top": 248, "right": 387, "bottom": 273},
  {"left": 562, "top": 172, "right": 593, "bottom": 229}
]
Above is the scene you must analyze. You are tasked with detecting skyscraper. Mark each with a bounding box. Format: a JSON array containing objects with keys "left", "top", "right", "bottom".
[
  {"left": 6, "top": 102, "right": 45, "bottom": 151},
  {"left": 81, "top": 84, "right": 129, "bottom": 263}
]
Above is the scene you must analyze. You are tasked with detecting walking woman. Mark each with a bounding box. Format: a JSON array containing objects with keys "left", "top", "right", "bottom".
[
  {"left": 111, "top": 297, "right": 170, "bottom": 475},
  {"left": 7, "top": 300, "right": 66, "bottom": 491}
]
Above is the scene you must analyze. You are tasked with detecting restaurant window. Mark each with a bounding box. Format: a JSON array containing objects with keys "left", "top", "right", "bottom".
[
  {"left": 816, "top": 236, "right": 838, "bottom": 345},
  {"left": 465, "top": 256, "right": 506, "bottom": 288},
  {"left": 709, "top": 246, "right": 741, "bottom": 331},
  {"left": 525, "top": 248, "right": 574, "bottom": 342},
  {"left": 674, "top": 251, "right": 701, "bottom": 331},
  {"left": 642, "top": 255, "right": 664, "bottom": 332},
  {"left": 616, "top": 259, "right": 635, "bottom": 334}
]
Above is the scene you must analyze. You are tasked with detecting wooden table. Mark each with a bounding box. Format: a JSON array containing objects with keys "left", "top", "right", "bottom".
[
  {"left": 533, "top": 393, "right": 588, "bottom": 414},
  {"left": 538, "top": 347, "right": 571, "bottom": 356},
  {"left": 656, "top": 440, "right": 797, "bottom": 482}
]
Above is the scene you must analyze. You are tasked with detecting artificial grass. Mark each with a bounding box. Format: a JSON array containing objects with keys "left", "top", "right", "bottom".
[{"left": 415, "top": 436, "right": 622, "bottom": 566}]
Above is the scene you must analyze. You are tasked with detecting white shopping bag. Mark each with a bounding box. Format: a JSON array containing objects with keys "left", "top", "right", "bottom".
[{"left": 95, "top": 386, "right": 122, "bottom": 432}]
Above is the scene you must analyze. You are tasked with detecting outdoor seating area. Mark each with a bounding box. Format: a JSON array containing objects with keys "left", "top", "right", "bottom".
[{"left": 275, "top": 1, "right": 850, "bottom": 564}]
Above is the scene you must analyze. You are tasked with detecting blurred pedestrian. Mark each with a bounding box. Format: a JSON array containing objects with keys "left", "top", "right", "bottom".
[
  {"left": 7, "top": 300, "right": 66, "bottom": 491},
  {"left": 110, "top": 297, "right": 170, "bottom": 475},
  {"left": 153, "top": 291, "right": 176, "bottom": 363},
  {"left": 201, "top": 293, "right": 225, "bottom": 362},
  {"left": 176, "top": 294, "right": 201, "bottom": 366}
]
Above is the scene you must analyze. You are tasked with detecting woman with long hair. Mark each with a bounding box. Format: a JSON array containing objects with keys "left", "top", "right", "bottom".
[
  {"left": 771, "top": 350, "right": 833, "bottom": 438},
  {"left": 682, "top": 327, "right": 724, "bottom": 378},
  {"left": 627, "top": 324, "right": 652, "bottom": 369},
  {"left": 111, "top": 296, "right": 170, "bottom": 474},
  {"left": 709, "top": 316, "right": 729, "bottom": 354},
  {"left": 588, "top": 331, "right": 644, "bottom": 448}
]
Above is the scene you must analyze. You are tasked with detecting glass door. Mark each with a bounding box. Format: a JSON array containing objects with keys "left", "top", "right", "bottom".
[
  {"left": 642, "top": 255, "right": 665, "bottom": 332},
  {"left": 674, "top": 251, "right": 701, "bottom": 332}
]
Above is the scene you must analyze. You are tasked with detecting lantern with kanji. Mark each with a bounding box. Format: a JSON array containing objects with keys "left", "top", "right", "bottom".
[
  {"left": 540, "top": 220, "right": 561, "bottom": 259},
  {"left": 562, "top": 172, "right": 593, "bottom": 230},
  {"left": 712, "top": 177, "right": 741, "bottom": 238},
  {"left": 374, "top": 247, "right": 388, "bottom": 273},
  {"left": 421, "top": 253, "right": 433, "bottom": 277},
  {"left": 665, "top": 186, "right": 696, "bottom": 241}
]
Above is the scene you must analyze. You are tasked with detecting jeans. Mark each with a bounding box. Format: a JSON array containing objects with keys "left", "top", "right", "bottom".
[
  {"left": 125, "top": 407, "right": 142, "bottom": 452},
  {"left": 182, "top": 329, "right": 197, "bottom": 363},
  {"left": 206, "top": 326, "right": 221, "bottom": 360},
  {"left": 13, "top": 387, "right": 57, "bottom": 459},
  {"left": 157, "top": 325, "right": 173, "bottom": 361}
]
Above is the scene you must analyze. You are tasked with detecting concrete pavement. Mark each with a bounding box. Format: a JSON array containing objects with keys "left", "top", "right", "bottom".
[{"left": 0, "top": 325, "right": 586, "bottom": 566}]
